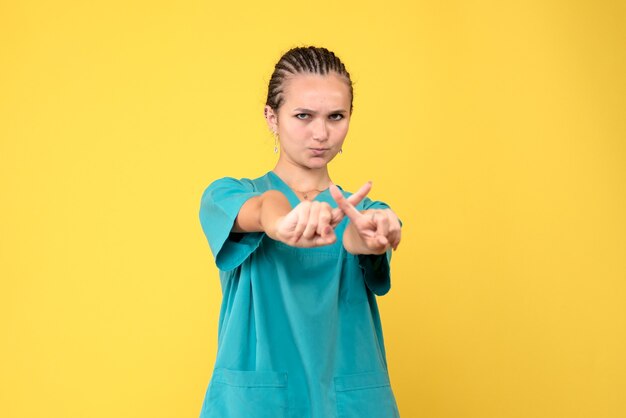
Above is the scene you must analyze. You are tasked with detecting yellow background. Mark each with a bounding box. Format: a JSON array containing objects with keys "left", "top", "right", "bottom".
[{"left": 1, "top": 1, "right": 625, "bottom": 417}]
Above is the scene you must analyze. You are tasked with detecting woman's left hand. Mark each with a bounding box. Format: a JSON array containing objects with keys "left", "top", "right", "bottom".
[{"left": 329, "top": 184, "right": 402, "bottom": 255}]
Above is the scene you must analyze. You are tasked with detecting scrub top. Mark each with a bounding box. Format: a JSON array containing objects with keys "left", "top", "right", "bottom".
[{"left": 198, "top": 170, "right": 401, "bottom": 418}]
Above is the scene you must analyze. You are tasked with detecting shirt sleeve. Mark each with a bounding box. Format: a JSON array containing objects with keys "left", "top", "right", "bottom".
[
  {"left": 199, "top": 177, "right": 264, "bottom": 271},
  {"left": 356, "top": 196, "right": 403, "bottom": 296}
]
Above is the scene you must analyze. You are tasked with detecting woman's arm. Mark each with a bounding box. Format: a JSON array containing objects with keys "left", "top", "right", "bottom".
[
  {"left": 233, "top": 183, "right": 374, "bottom": 248},
  {"left": 233, "top": 190, "right": 338, "bottom": 246},
  {"left": 232, "top": 190, "right": 291, "bottom": 234}
]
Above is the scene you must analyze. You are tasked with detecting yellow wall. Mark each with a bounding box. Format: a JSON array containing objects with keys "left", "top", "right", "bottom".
[{"left": 1, "top": 1, "right": 625, "bottom": 417}]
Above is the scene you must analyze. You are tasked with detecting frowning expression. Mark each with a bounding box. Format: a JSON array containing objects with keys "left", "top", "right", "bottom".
[{"left": 265, "top": 72, "right": 352, "bottom": 169}]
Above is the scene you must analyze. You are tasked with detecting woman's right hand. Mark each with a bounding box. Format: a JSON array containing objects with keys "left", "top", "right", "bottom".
[{"left": 271, "top": 181, "right": 373, "bottom": 248}]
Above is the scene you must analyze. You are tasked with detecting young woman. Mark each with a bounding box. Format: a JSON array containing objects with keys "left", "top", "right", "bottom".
[{"left": 198, "top": 46, "right": 402, "bottom": 418}]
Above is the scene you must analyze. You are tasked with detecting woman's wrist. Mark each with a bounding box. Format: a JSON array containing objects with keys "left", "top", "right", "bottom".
[{"left": 259, "top": 190, "right": 291, "bottom": 239}]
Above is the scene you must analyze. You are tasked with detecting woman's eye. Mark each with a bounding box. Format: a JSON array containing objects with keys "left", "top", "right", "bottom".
[
  {"left": 295, "top": 113, "right": 309, "bottom": 120},
  {"left": 329, "top": 114, "right": 344, "bottom": 121}
]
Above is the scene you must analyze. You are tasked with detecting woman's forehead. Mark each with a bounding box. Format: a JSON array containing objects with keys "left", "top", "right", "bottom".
[{"left": 282, "top": 73, "right": 351, "bottom": 108}]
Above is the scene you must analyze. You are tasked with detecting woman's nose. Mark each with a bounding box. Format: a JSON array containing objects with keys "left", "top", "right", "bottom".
[{"left": 312, "top": 119, "right": 329, "bottom": 142}]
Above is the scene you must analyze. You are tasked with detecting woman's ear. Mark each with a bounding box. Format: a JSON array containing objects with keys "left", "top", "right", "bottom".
[{"left": 264, "top": 105, "right": 278, "bottom": 133}]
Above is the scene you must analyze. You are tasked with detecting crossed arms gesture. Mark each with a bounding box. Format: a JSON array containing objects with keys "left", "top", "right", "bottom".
[{"left": 235, "top": 181, "right": 402, "bottom": 255}]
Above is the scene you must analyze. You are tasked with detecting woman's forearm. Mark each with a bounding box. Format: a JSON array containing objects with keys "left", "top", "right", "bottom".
[
  {"left": 259, "top": 190, "right": 292, "bottom": 239},
  {"left": 232, "top": 190, "right": 291, "bottom": 236}
]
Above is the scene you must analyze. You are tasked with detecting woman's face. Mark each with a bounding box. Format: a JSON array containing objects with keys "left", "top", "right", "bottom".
[{"left": 266, "top": 72, "right": 352, "bottom": 170}]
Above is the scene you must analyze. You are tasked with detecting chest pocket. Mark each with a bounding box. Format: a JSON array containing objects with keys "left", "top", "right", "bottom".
[
  {"left": 201, "top": 368, "right": 289, "bottom": 418},
  {"left": 334, "top": 370, "right": 400, "bottom": 418}
]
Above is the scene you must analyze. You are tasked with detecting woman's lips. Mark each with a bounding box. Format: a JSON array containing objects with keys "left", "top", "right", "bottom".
[{"left": 309, "top": 148, "right": 329, "bottom": 156}]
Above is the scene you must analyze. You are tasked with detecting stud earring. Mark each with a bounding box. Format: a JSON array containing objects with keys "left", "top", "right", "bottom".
[{"left": 339, "top": 148, "right": 343, "bottom": 154}]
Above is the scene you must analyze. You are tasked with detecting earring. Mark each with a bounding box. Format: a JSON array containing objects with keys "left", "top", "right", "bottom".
[
  {"left": 273, "top": 132, "right": 279, "bottom": 154},
  {"left": 339, "top": 148, "right": 343, "bottom": 154}
]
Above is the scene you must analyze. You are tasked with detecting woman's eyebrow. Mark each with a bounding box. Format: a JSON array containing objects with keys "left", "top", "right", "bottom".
[{"left": 292, "top": 107, "right": 347, "bottom": 114}]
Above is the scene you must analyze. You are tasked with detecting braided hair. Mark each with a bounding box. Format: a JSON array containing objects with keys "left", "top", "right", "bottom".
[{"left": 265, "top": 46, "right": 354, "bottom": 113}]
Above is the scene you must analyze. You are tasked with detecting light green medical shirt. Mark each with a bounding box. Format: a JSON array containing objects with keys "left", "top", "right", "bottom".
[{"left": 198, "top": 171, "right": 400, "bottom": 418}]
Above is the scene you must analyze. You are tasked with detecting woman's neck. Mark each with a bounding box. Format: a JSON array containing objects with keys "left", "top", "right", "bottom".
[{"left": 272, "top": 160, "right": 331, "bottom": 192}]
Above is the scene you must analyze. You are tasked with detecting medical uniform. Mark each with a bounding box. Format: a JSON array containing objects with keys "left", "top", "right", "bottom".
[{"left": 198, "top": 171, "right": 400, "bottom": 418}]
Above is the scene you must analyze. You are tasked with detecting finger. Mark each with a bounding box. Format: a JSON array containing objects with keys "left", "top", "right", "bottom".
[
  {"left": 377, "top": 234, "right": 389, "bottom": 247},
  {"left": 391, "top": 229, "right": 401, "bottom": 250},
  {"left": 329, "top": 184, "right": 362, "bottom": 223},
  {"left": 387, "top": 226, "right": 399, "bottom": 250},
  {"left": 387, "top": 212, "right": 401, "bottom": 250},
  {"left": 317, "top": 203, "right": 332, "bottom": 237},
  {"left": 359, "top": 210, "right": 378, "bottom": 234},
  {"left": 329, "top": 207, "right": 344, "bottom": 227},
  {"left": 345, "top": 181, "right": 372, "bottom": 207},
  {"left": 327, "top": 181, "right": 372, "bottom": 227},
  {"left": 331, "top": 181, "right": 372, "bottom": 219},
  {"left": 279, "top": 210, "right": 298, "bottom": 232},
  {"left": 303, "top": 202, "right": 320, "bottom": 239},
  {"left": 293, "top": 202, "right": 311, "bottom": 241},
  {"left": 386, "top": 215, "right": 400, "bottom": 247},
  {"left": 363, "top": 235, "right": 387, "bottom": 254},
  {"left": 313, "top": 231, "right": 337, "bottom": 246},
  {"left": 376, "top": 211, "right": 390, "bottom": 237}
]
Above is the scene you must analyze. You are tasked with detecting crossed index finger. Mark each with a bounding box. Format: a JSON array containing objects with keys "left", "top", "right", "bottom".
[
  {"left": 346, "top": 181, "right": 372, "bottom": 207},
  {"left": 329, "top": 181, "right": 372, "bottom": 223}
]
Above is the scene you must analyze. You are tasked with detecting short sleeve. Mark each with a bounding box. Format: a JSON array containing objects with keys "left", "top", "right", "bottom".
[
  {"left": 199, "top": 177, "right": 264, "bottom": 271},
  {"left": 356, "top": 196, "right": 403, "bottom": 296}
]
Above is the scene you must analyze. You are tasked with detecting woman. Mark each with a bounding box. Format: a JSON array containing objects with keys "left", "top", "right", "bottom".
[{"left": 198, "top": 46, "right": 402, "bottom": 418}]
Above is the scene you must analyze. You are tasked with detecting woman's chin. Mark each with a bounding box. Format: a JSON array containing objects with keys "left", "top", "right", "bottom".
[{"left": 305, "top": 157, "right": 332, "bottom": 169}]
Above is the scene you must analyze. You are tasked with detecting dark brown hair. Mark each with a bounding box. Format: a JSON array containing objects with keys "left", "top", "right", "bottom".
[{"left": 265, "top": 46, "right": 354, "bottom": 113}]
